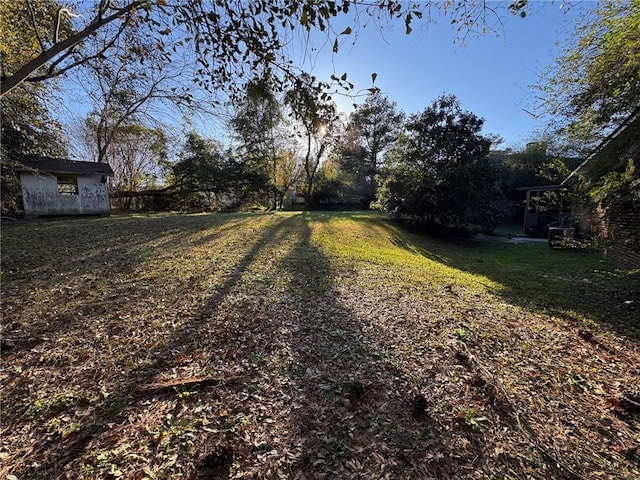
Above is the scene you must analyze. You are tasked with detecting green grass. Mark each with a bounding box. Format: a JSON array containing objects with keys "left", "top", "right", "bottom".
[
  {"left": 306, "top": 212, "right": 638, "bottom": 332},
  {"left": 492, "top": 219, "right": 524, "bottom": 237},
  {"left": 1, "top": 211, "right": 639, "bottom": 479}
]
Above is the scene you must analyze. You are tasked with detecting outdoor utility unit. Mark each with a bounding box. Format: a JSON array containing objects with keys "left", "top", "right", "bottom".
[{"left": 548, "top": 227, "right": 575, "bottom": 248}]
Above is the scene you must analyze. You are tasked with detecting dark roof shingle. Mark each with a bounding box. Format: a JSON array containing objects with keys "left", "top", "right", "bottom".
[{"left": 6, "top": 155, "right": 114, "bottom": 176}]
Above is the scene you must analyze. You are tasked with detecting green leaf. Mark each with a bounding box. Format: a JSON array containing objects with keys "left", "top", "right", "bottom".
[
  {"left": 405, "top": 12, "right": 412, "bottom": 35},
  {"left": 340, "top": 26, "right": 352, "bottom": 35},
  {"left": 142, "top": 466, "right": 157, "bottom": 479},
  {"left": 109, "top": 464, "right": 123, "bottom": 477}
]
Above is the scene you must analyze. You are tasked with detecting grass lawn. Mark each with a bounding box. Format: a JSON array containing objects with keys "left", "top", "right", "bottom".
[{"left": 1, "top": 211, "right": 639, "bottom": 479}]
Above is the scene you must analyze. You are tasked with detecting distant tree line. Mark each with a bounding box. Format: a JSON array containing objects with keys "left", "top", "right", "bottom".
[
  {"left": 1, "top": 0, "right": 637, "bottom": 242},
  {"left": 1, "top": 69, "right": 577, "bottom": 238}
]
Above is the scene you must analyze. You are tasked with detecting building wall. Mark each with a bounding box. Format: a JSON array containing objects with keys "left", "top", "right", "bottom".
[
  {"left": 20, "top": 172, "right": 110, "bottom": 218},
  {"left": 573, "top": 205, "right": 604, "bottom": 239},
  {"left": 600, "top": 208, "right": 640, "bottom": 270},
  {"left": 604, "top": 243, "right": 640, "bottom": 270},
  {"left": 574, "top": 201, "right": 640, "bottom": 270}
]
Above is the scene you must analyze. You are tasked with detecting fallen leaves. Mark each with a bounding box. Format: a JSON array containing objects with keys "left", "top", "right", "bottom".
[{"left": 1, "top": 212, "right": 639, "bottom": 479}]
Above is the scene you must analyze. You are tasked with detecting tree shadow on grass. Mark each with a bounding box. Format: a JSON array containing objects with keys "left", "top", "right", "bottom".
[
  {"left": 1, "top": 213, "right": 256, "bottom": 290},
  {"left": 2, "top": 212, "right": 294, "bottom": 478},
  {"left": 4, "top": 211, "right": 484, "bottom": 479},
  {"left": 376, "top": 218, "right": 640, "bottom": 341},
  {"left": 5, "top": 211, "right": 593, "bottom": 479},
  {"left": 276, "top": 214, "right": 475, "bottom": 478},
  {"left": 0, "top": 213, "right": 256, "bottom": 356}
]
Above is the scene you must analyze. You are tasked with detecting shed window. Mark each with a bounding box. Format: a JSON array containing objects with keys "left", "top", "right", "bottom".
[{"left": 57, "top": 175, "right": 78, "bottom": 195}]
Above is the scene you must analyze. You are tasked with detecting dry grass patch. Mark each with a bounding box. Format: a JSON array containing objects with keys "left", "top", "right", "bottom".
[{"left": 1, "top": 211, "right": 639, "bottom": 479}]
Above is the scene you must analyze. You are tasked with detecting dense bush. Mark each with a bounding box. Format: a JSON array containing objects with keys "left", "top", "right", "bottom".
[{"left": 375, "top": 95, "right": 508, "bottom": 233}]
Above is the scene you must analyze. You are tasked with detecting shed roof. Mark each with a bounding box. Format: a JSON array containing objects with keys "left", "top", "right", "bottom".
[{"left": 6, "top": 155, "right": 114, "bottom": 176}]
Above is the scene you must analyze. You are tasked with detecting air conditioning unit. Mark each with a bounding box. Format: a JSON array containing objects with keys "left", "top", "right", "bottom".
[{"left": 548, "top": 227, "right": 575, "bottom": 248}]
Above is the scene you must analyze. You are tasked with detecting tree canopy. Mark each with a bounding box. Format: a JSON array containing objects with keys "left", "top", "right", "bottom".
[
  {"left": 1, "top": 1, "right": 531, "bottom": 99},
  {"left": 375, "top": 95, "right": 506, "bottom": 232},
  {"left": 349, "top": 90, "right": 405, "bottom": 171},
  {"left": 539, "top": 0, "right": 640, "bottom": 145},
  {"left": 341, "top": 91, "right": 405, "bottom": 204}
]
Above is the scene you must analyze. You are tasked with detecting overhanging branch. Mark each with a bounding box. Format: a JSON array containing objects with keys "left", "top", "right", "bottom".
[{"left": 0, "top": 0, "right": 148, "bottom": 97}]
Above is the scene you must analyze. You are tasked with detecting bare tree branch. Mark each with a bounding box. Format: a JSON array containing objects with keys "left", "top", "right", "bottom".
[
  {"left": 0, "top": 0, "right": 147, "bottom": 97},
  {"left": 25, "top": 0, "right": 46, "bottom": 53}
]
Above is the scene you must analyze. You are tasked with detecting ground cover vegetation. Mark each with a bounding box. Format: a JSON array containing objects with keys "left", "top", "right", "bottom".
[{"left": 1, "top": 212, "right": 639, "bottom": 479}]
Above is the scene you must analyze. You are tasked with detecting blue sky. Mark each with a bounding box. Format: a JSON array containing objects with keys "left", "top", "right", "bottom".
[
  {"left": 298, "top": 1, "right": 591, "bottom": 149},
  {"left": 60, "top": 1, "right": 593, "bottom": 155}
]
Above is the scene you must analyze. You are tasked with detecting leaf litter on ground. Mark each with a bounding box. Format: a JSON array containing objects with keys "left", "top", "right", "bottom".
[{"left": 1, "top": 211, "right": 639, "bottom": 479}]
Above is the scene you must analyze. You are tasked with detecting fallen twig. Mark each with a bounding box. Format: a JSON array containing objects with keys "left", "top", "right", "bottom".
[
  {"left": 457, "top": 341, "right": 591, "bottom": 480},
  {"left": 135, "top": 375, "right": 246, "bottom": 396}
]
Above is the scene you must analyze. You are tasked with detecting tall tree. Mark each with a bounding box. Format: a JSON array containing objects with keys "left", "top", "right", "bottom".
[
  {"left": 107, "top": 124, "right": 166, "bottom": 192},
  {"left": 350, "top": 91, "right": 405, "bottom": 171},
  {"left": 286, "top": 75, "right": 339, "bottom": 206},
  {"left": 376, "top": 94, "right": 507, "bottom": 232},
  {"left": 0, "top": 88, "right": 67, "bottom": 160},
  {"left": 231, "top": 77, "right": 286, "bottom": 209},
  {"left": 500, "top": 142, "right": 553, "bottom": 191},
  {"left": 74, "top": 19, "right": 196, "bottom": 165},
  {"left": 174, "top": 133, "right": 229, "bottom": 193},
  {"left": 333, "top": 124, "right": 370, "bottom": 202},
  {"left": 273, "top": 148, "right": 302, "bottom": 209},
  {"left": 173, "top": 132, "right": 261, "bottom": 209},
  {"left": 343, "top": 91, "right": 405, "bottom": 204},
  {"left": 0, "top": 0, "right": 68, "bottom": 159},
  {"left": 538, "top": 0, "right": 640, "bottom": 146}
]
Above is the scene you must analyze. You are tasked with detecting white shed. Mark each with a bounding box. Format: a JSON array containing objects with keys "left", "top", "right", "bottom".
[{"left": 10, "top": 156, "right": 114, "bottom": 219}]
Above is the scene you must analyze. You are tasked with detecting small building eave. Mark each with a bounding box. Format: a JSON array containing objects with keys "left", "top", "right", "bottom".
[
  {"left": 561, "top": 106, "right": 640, "bottom": 185},
  {"left": 516, "top": 184, "right": 565, "bottom": 192},
  {"left": 4, "top": 155, "right": 114, "bottom": 177}
]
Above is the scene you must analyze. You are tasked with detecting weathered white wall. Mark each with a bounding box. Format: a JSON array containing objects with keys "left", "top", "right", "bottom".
[{"left": 20, "top": 172, "right": 110, "bottom": 218}]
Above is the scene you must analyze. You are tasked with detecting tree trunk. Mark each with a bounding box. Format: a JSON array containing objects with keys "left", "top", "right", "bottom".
[{"left": 0, "top": 1, "right": 147, "bottom": 97}]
